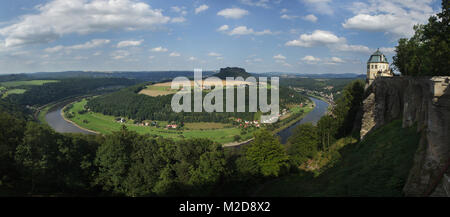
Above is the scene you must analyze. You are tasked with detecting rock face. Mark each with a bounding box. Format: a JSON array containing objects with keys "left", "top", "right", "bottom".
[
  {"left": 214, "top": 67, "right": 251, "bottom": 79},
  {"left": 360, "top": 76, "right": 450, "bottom": 196}
]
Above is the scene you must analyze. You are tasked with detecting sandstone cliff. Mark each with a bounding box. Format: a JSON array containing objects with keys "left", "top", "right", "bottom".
[{"left": 360, "top": 76, "right": 450, "bottom": 196}]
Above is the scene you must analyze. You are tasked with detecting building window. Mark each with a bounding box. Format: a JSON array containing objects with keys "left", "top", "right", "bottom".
[{"left": 375, "top": 65, "right": 378, "bottom": 69}]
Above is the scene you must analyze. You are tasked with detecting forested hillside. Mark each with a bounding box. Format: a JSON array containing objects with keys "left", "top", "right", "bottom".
[
  {"left": 0, "top": 80, "right": 367, "bottom": 197},
  {"left": 86, "top": 84, "right": 309, "bottom": 123},
  {"left": 5, "top": 78, "right": 138, "bottom": 106}
]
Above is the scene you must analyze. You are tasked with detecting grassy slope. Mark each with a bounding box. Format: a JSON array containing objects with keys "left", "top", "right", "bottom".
[{"left": 254, "top": 119, "right": 421, "bottom": 197}]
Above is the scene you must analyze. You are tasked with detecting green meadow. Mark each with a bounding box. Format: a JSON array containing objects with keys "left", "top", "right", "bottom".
[
  {"left": 0, "top": 80, "right": 59, "bottom": 87},
  {"left": 66, "top": 99, "right": 256, "bottom": 144},
  {"left": 1, "top": 80, "right": 59, "bottom": 98},
  {"left": 1, "top": 89, "right": 26, "bottom": 98}
]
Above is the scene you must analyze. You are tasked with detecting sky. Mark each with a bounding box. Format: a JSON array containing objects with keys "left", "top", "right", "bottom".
[{"left": 0, "top": 0, "right": 442, "bottom": 74}]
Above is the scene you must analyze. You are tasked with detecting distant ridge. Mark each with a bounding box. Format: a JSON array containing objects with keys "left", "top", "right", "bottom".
[
  {"left": 257, "top": 72, "right": 365, "bottom": 79},
  {"left": 0, "top": 71, "right": 215, "bottom": 82},
  {"left": 213, "top": 67, "right": 251, "bottom": 79}
]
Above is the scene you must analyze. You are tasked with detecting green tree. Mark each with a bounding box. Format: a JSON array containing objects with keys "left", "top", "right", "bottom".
[
  {"left": 15, "top": 122, "right": 59, "bottom": 193},
  {"left": 317, "top": 115, "right": 337, "bottom": 151},
  {"left": 333, "top": 80, "right": 365, "bottom": 138},
  {"left": 393, "top": 1, "right": 450, "bottom": 76},
  {"left": 245, "top": 129, "right": 289, "bottom": 177},
  {"left": 286, "top": 123, "right": 319, "bottom": 165},
  {"left": 94, "top": 126, "right": 136, "bottom": 195},
  {"left": 0, "top": 112, "right": 25, "bottom": 188}
]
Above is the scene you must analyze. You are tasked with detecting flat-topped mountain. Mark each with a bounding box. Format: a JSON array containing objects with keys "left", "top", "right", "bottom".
[{"left": 213, "top": 67, "right": 251, "bottom": 79}]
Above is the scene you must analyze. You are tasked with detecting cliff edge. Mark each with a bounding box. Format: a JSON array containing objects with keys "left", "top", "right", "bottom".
[{"left": 360, "top": 76, "right": 450, "bottom": 196}]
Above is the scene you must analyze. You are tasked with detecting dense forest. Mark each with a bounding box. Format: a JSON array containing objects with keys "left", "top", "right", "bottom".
[
  {"left": 5, "top": 78, "right": 138, "bottom": 106},
  {"left": 86, "top": 84, "right": 309, "bottom": 123},
  {"left": 213, "top": 67, "right": 252, "bottom": 79},
  {"left": 0, "top": 79, "right": 375, "bottom": 196}
]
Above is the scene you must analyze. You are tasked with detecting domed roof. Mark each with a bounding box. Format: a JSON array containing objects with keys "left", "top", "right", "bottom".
[{"left": 368, "top": 48, "right": 388, "bottom": 63}]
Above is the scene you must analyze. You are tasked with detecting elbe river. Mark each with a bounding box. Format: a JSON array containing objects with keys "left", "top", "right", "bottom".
[{"left": 46, "top": 97, "right": 329, "bottom": 143}]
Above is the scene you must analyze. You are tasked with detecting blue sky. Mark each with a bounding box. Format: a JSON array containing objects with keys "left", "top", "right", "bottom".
[{"left": 0, "top": 0, "right": 442, "bottom": 74}]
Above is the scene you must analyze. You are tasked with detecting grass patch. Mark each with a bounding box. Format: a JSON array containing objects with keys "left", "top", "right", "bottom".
[
  {"left": 254, "top": 119, "right": 420, "bottom": 197},
  {"left": 184, "top": 122, "right": 231, "bottom": 130},
  {"left": 138, "top": 85, "right": 178, "bottom": 96},
  {"left": 2, "top": 89, "right": 26, "bottom": 98},
  {"left": 0, "top": 80, "right": 58, "bottom": 87}
]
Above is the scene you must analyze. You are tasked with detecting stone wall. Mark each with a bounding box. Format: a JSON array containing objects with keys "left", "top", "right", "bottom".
[{"left": 360, "top": 76, "right": 450, "bottom": 196}]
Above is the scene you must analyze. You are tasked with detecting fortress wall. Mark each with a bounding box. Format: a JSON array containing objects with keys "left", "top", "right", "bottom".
[{"left": 360, "top": 76, "right": 450, "bottom": 196}]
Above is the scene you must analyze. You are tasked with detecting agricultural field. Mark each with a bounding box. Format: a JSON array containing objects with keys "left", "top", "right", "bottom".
[
  {"left": 0, "top": 80, "right": 58, "bottom": 87},
  {"left": 1, "top": 89, "right": 26, "bottom": 98},
  {"left": 138, "top": 85, "right": 178, "bottom": 96},
  {"left": 0, "top": 80, "right": 59, "bottom": 98},
  {"left": 66, "top": 99, "right": 255, "bottom": 144},
  {"left": 139, "top": 79, "right": 255, "bottom": 97}
]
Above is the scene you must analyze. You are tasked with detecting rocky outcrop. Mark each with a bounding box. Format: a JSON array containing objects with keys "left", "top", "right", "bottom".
[{"left": 360, "top": 76, "right": 450, "bottom": 196}]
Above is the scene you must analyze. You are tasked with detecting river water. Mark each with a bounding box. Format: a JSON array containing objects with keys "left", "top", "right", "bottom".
[
  {"left": 45, "top": 106, "right": 94, "bottom": 134},
  {"left": 46, "top": 97, "right": 329, "bottom": 140},
  {"left": 277, "top": 97, "right": 329, "bottom": 144}
]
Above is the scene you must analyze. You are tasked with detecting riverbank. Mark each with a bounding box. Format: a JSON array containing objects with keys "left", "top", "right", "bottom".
[
  {"left": 44, "top": 96, "right": 328, "bottom": 146},
  {"left": 63, "top": 98, "right": 255, "bottom": 144},
  {"left": 60, "top": 104, "right": 99, "bottom": 134}
]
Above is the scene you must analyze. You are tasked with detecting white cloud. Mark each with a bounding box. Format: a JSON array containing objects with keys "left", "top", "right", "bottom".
[
  {"left": 303, "top": 14, "right": 318, "bottom": 22},
  {"left": 280, "top": 9, "right": 288, "bottom": 13},
  {"left": 273, "top": 54, "right": 286, "bottom": 60},
  {"left": 239, "top": 0, "right": 270, "bottom": 8},
  {"left": 302, "top": 55, "right": 321, "bottom": 63},
  {"left": 379, "top": 47, "right": 395, "bottom": 54},
  {"left": 302, "top": 0, "right": 333, "bottom": 15},
  {"left": 148, "top": 55, "right": 155, "bottom": 59},
  {"left": 208, "top": 52, "right": 222, "bottom": 57},
  {"left": 44, "top": 45, "right": 64, "bottom": 53},
  {"left": 44, "top": 39, "right": 110, "bottom": 53},
  {"left": 330, "top": 57, "right": 344, "bottom": 63},
  {"left": 342, "top": 0, "right": 437, "bottom": 38},
  {"left": 93, "top": 51, "right": 102, "bottom": 56},
  {"left": 286, "top": 30, "right": 370, "bottom": 53},
  {"left": 171, "top": 6, "right": 187, "bottom": 16},
  {"left": 188, "top": 56, "right": 197, "bottom": 61},
  {"left": 334, "top": 44, "right": 370, "bottom": 53},
  {"left": 117, "top": 40, "right": 143, "bottom": 48},
  {"left": 171, "top": 17, "right": 186, "bottom": 23},
  {"left": 151, "top": 46, "right": 168, "bottom": 52},
  {"left": 281, "top": 14, "right": 298, "bottom": 20},
  {"left": 0, "top": 0, "right": 171, "bottom": 47},
  {"left": 111, "top": 50, "right": 130, "bottom": 60},
  {"left": 217, "top": 25, "right": 230, "bottom": 32},
  {"left": 228, "top": 26, "right": 272, "bottom": 36},
  {"left": 69, "top": 39, "right": 111, "bottom": 50},
  {"left": 169, "top": 52, "right": 180, "bottom": 57},
  {"left": 285, "top": 30, "right": 343, "bottom": 47},
  {"left": 195, "top": 5, "right": 209, "bottom": 14},
  {"left": 217, "top": 8, "right": 249, "bottom": 19}
]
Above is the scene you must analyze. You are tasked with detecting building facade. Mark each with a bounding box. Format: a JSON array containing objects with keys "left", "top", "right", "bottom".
[{"left": 366, "top": 49, "right": 393, "bottom": 85}]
